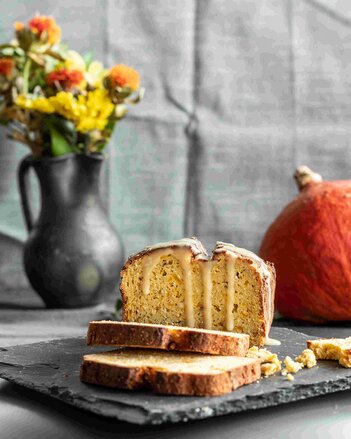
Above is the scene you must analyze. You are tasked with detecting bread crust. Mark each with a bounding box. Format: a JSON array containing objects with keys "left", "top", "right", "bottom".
[
  {"left": 266, "top": 262, "right": 276, "bottom": 331},
  {"left": 87, "top": 321, "right": 250, "bottom": 356},
  {"left": 80, "top": 353, "right": 261, "bottom": 397}
]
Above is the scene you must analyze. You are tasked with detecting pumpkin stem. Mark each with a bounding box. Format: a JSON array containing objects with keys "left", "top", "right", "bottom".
[{"left": 294, "top": 166, "right": 322, "bottom": 191}]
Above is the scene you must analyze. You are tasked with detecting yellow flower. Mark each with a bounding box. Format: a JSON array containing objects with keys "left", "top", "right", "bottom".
[
  {"left": 34, "top": 97, "right": 55, "bottom": 113},
  {"left": 49, "top": 91, "right": 83, "bottom": 120},
  {"left": 76, "top": 89, "right": 114, "bottom": 132},
  {"left": 16, "top": 90, "right": 114, "bottom": 133},
  {"left": 16, "top": 95, "right": 55, "bottom": 113},
  {"left": 16, "top": 95, "right": 32, "bottom": 109}
]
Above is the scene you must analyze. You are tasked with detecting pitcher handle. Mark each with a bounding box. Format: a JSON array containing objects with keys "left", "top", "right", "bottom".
[{"left": 18, "top": 155, "right": 35, "bottom": 232}]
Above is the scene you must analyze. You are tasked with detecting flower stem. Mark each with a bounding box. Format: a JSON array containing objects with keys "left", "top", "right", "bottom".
[{"left": 22, "top": 58, "right": 32, "bottom": 95}]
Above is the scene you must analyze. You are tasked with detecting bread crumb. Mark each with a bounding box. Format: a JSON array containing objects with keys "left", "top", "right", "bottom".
[
  {"left": 281, "top": 355, "right": 304, "bottom": 377},
  {"left": 295, "top": 349, "right": 317, "bottom": 368},
  {"left": 284, "top": 356, "right": 303, "bottom": 373},
  {"left": 281, "top": 350, "right": 317, "bottom": 378},
  {"left": 247, "top": 346, "right": 282, "bottom": 376},
  {"left": 286, "top": 373, "right": 294, "bottom": 381},
  {"left": 261, "top": 361, "right": 281, "bottom": 376}
]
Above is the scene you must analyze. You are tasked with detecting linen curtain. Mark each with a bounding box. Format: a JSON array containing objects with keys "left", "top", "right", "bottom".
[{"left": 1, "top": 0, "right": 350, "bottom": 292}]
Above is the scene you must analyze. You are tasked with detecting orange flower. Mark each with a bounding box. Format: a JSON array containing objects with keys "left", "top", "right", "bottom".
[
  {"left": 46, "top": 67, "right": 84, "bottom": 90},
  {"left": 14, "top": 22, "right": 25, "bottom": 31},
  {"left": 0, "top": 58, "right": 14, "bottom": 79},
  {"left": 107, "top": 64, "right": 140, "bottom": 91},
  {"left": 28, "top": 15, "right": 61, "bottom": 45}
]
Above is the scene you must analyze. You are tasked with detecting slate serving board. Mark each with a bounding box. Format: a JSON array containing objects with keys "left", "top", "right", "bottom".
[{"left": 1, "top": 327, "right": 351, "bottom": 425}]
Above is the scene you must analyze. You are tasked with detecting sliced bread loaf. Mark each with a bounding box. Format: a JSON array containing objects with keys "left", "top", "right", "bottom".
[
  {"left": 120, "top": 238, "right": 275, "bottom": 346},
  {"left": 87, "top": 320, "right": 250, "bottom": 356},
  {"left": 80, "top": 348, "right": 261, "bottom": 396}
]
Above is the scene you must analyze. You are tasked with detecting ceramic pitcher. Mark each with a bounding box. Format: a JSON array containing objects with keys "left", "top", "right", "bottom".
[{"left": 18, "top": 153, "right": 124, "bottom": 308}]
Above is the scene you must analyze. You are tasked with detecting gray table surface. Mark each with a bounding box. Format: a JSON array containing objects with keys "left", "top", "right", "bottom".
[{"left": 1, "top": 287, "right": 351, "bottom": 439}]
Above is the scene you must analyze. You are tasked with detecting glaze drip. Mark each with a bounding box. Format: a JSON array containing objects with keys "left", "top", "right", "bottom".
[
  {"left": 264, "top": 336, "right": 281, "bottom": 346},
  {"left": 141, "top": 247, "right": 195, "bottom": 327},
  {"left": 201, "top": 262, "right": 213, "bottom": 329},
  {"left": 226, "top": 255, "right": 237, "bottom": 331},
  {"left": 140, "top": 238, "right": 273, "bottom": 337}
]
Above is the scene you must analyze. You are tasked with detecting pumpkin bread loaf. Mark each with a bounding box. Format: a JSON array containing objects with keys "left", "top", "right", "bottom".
[
  {"left": 120, "top": 238, "right": 275, "bottom": 346},
  {"left": 80, "top": 348, "right": 261, "bottom": 396}
]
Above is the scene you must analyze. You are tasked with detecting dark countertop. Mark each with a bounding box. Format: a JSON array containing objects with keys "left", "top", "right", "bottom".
[{"left": 1, "top": 286, "right": 351, "bottom": 438}]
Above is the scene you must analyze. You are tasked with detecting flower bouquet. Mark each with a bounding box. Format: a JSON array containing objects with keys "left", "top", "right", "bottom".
[
  {"left": 0, "top": 14, "right": 143, "bottom": 157},
  {"left": 0, "top": 15, "right": 143, "bottom": 308}
]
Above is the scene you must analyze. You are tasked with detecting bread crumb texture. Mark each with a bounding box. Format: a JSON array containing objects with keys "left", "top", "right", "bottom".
[
  {"left": 307, "top": 338, "right": 351, "bottom": 368},
  {"left": 84, "top": 349, "right": 254, "bottom": 373},
  {"left": 282, "top": 356, "right": 303, "bottom": 375},
  {"left": 295, "top": 349, "right": 317, "bottom": 368},
  {"left": 247, "top": 346, "right": 318, "bottom": 379},
  {"left": 246, "top": 346, "right": 281, "bottom": 376}
]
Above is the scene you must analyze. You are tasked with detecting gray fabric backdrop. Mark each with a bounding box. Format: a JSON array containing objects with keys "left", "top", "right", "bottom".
[{"left": 1, "top": 0, "right": 351, "bottom": 295}]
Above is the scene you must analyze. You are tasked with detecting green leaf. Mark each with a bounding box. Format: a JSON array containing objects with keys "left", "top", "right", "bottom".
[
  {"left": 0, "top": 45, "right": 25, "bottom": 57},
  {"left": 49, "top": 124, "right": 73, "bottom": 156},
  {"left": 83, "top": 51, "right": 93, "bottom": 68},
  {"left": 0, "top": 44, "right": 16, "bottom": 50},
  {"left": 14, "top": 47, "right": 25, "bottom": 57},
  {"left": 44, "top": 115, "right": 78, "bottom": 154},
  {"left": 43, "top": 49, "right": 66, "bottom": 62},
  {"left": 0, "top": 48, "right": 15, "bottom": 57},
  {"left": 44, "top": 55, "right": 59, "bottom": 74},
  {"left": 22, "top": 58, "right": 32, "bottom": 94},
  {"left": 114, "top": 86, "right": 133, "bottom": 99},
  {"left": 28, "top": 68, "right": 46, "bottom": 91},
  {"left": 51, "top": 42, "right": 69, "bottom": 58},
  {"left": 54, "top": 117, "right": 77, "bottom": 145}
]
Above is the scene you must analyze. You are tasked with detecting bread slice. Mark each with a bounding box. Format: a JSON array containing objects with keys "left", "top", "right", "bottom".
[
  {"left": 80, "top": 349, "right": 261, "bottom": 396},
  {"left": 120, "top": 238, "right": 275, "bottom": 346},
  {"left": 87, "top": 321, "right": 250, "bottom": 356},
  {"left": 307, "top": 338, "right": 351, "bottom": 367}
]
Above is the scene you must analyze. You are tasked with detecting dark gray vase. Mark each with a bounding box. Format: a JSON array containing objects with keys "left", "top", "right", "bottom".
[{"left": 18, "top": 153, "right": 124, "bottom": 308}]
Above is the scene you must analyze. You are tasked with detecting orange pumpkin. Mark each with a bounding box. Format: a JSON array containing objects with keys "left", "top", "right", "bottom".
[{"left": 260, "top": 166, "right": 351, "bottom": 322}]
